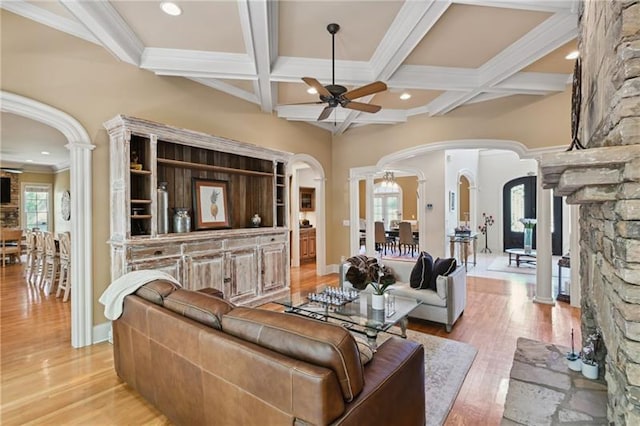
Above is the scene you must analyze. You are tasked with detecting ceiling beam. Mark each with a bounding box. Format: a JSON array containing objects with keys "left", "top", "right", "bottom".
[
  {"left": 0, "top": 0, "right": 98, "bottom": 45},
  {"left": 60, "top": 0, "right": 144, "bottom": 66},
  {"left": 276, "top": 106, "right": 406, "bottom": 124},
  {"left": 271, "top": 57, "right": 373, "bottom": 85},
  {"left": 237, "top": 0, "right": 277, "bottom": 112},
  {"left": 141, "top": 48, "right": 256, "bottom": 79},
  {"left": 190, "top": 78, "right": 259, "bottom": 105},
  {"left": 427, "top": 12, "right": 577, "bottom": 115},
  {"left": 334, "top": 0, "right": 452, "bottom": 134},
  {"left": 451, "top": 0, "right": 573, "bottom": 13}
]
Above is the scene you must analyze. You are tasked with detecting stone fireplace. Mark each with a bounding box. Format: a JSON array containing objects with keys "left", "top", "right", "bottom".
[
  {"left": 540, "top": 1, "right": 640, "bottom": 423},
  {"left": 0, "top": 171, "right": 20, "bottom": 227}
]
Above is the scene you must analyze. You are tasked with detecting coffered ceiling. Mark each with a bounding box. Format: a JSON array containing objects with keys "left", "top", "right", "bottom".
[{"left": 3, "top": 0, "right": 578, "bottom": 135}]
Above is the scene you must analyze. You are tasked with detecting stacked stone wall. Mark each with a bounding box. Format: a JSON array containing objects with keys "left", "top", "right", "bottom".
[
  {"left": 579, "top": 1, "right": 640, "bottom": 423},
  {"left": 0, "top": 171, "right": 20, "bottom": 228}
]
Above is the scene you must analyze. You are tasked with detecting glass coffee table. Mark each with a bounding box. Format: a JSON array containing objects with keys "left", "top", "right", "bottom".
[{"left": 273, "top": 287, "right": 421, "bottom": 350}]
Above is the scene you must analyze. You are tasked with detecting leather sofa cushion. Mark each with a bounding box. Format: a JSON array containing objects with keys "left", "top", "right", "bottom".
[
  {"left": 164, "top": 289, "right": 235, "bottom": 330},
  {"left": 221, "top": 307, "right": 364, "bottom": 402},
  {"left": 135, "top": 280, "right": 180, "bottom": 305}
]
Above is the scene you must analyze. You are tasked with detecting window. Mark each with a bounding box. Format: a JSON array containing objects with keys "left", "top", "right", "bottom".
[
  {"left": 510, "top": 184, "right": 525, "bottom": 232},
  {"left": 373, "top": 182, "right": 402, "bottom": 229},
  {"left": 23, "top": 184, "right": 51, "bottom": 231}
]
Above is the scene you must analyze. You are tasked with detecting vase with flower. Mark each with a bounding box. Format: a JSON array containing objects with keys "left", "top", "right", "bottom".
[{"left": 519, "top": 218, "right": 536, "bottom": 254}]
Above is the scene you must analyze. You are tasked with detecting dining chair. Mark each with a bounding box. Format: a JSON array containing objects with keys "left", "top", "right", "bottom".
[
  {"left": 24, "top": 228, "right": 36, "bottom": 278},
  {"left": 1, "top": 228, "right": 23, "bottom": 266},
  {"left": 42, "top": 231, "right": 59, "bottom": 293},
  {"left": 56, "top": 232, "right": 71, "bottom": 302},
  {"left": 29, "top": 231, "right": 45, "bottom": 285},
  {"left": 398, "top": 221, "right": 417, "bottom": 257},
  {"left": 374, "top": 221, "right": 395, "bottom": 255}
]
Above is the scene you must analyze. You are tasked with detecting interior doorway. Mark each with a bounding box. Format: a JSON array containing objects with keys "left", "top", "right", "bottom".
[{"left": 502, "top": 176, "right": 562, "bottom": 255}]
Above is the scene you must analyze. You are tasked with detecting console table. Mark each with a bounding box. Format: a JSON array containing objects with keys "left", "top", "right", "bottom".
[
  {"left": 505, "top": 248, "right": 537, "bottom": 267},
  {"left": 448, "top": 233, "right": 478, "bottom": 271}
]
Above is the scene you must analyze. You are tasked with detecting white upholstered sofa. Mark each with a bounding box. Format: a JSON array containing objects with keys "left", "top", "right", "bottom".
[{"left": 340, "top": 259, "right": 467, "bottom": 332}]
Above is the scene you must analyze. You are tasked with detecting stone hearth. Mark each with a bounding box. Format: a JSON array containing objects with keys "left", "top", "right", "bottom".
[{"left": 502, "top": 338, "right": 607, "bottom": 425}]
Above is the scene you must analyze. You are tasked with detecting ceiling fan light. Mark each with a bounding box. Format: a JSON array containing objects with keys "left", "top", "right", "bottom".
[
  {"left": 160, "top": 1, "right": 182, "bottom": 16},
  {"left": 565, "top": 50, "right": 579, "bottom": 60},
  {"left": 400, "top": 92, "right": 411, "bottom": 100},
  {"left": 307, "top": 87, "right": 318, "bottom": 95}
]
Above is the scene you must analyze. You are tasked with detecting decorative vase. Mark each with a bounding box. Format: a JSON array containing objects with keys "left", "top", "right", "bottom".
[
  {"left": 251, "top": 213, "right": 261, "bottom": 227},
  {"left": 371, "top": 293, "right": 385, "bottom": 310},
  {"left": 157, "top": 182, "right": 169, "bottom": 234},
  {"left": 566, "top": 354, "right": 582, "bottom": 371},
  {"left": 173, "top": 208, "right": 191, "bottom": 233},
  {"left": 524, "top": 227, "right": 533, "bottom": 254},
  {"left": 581, "top": 362, "right": 598, "bottom": 379}
]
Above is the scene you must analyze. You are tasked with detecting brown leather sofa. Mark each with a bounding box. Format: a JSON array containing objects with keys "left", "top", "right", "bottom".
[{"left": 112, "top": 280, "right": 425, "bottom": 425}]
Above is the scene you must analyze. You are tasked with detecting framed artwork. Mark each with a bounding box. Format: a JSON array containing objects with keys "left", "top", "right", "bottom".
[
  {"left": 449, "top": 191, "right": 456, "bottom": 212},
  {"left": 192, "top": 178, "right": 230, "bottom": 230}
]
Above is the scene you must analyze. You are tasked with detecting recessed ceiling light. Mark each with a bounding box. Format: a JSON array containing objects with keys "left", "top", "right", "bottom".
[
  {"left": 41, "top": 151, "right": 50, "bottom": 155},
  {"left": 160, "top": 1, "right": 182, "bottom": 16},
  {"left": 307, "top": 87, "right": 318, "bottom": 95},
  {"left": 400, "top": 92, "right": 411, "bottom": 100},
  {"left": 565, "top": 50, "right": 579, "bottom": 60}
]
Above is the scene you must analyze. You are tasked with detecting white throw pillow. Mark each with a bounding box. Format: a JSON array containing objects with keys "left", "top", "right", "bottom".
[{"left": 436, "top": 275, "right": 448, "bottom": 299}]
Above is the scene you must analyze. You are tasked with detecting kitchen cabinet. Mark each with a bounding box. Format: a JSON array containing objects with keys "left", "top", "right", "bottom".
[{"left": 299, "top": 228, "right": 316, "bottom": 263}]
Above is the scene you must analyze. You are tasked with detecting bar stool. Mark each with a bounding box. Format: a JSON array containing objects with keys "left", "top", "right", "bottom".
[
  {"left": 42, "top": 232, "right": 59, "bottom": 294},
  {"left": 29, "top": 231, "right": 45, "bottom": 285},
  {"left": 56, "top": 232, "right": 71, "bottom": 302}
]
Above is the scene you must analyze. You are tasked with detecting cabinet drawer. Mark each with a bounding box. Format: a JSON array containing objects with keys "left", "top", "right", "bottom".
[
  {"left": 182, "top": 239, "right": 224, "bottom": 254},
  {"left": 226, "top": 237, "right": 258, "bottom": 250},
  {"left": 127, "top": 244, "right": 182, "bottom": 260},
  {"left": 259, "top": 233, "right": 286, "bottom": 245}
]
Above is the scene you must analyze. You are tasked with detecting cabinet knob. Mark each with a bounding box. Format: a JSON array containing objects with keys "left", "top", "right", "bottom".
[
  {"left": 224, "top": 278, "right": 231, "bottom": 284},
  {"left": 154, "top": 250, "right": 163, "bottom": 256},
  {"left": 271, "top": 238, "right": 275, "bottom": 242}
]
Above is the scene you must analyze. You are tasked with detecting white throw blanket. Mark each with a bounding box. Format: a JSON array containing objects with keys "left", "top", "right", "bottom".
[{"left": 99, "top": 270, "right": 181, "bottom": 320}]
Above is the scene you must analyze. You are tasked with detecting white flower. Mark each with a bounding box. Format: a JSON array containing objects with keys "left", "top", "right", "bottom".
[{"left": 519, "top": 218, "right": 537, "bottom": 229}]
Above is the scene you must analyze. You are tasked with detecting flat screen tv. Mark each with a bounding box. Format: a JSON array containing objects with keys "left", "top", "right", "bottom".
[{"left": 0, "top": 177, "right": 11, "bottom": 204}]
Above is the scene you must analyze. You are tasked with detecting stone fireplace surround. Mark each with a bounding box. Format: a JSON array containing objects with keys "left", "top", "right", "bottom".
[{"left": 539, "top": 1, "right": 640, "bottom": 424}]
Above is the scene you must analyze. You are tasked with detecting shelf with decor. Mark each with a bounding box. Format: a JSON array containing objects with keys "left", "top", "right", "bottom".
[{"left": 104, "top": 115, "right": 292, "bottom": 307}]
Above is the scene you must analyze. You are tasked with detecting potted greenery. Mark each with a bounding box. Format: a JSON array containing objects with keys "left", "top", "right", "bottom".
[
  {"left": 581, "top": 332, "right": 600, "bottom": 379},
  {"left": 369, "top": 270, "right": 395, "bottom": 310},
  {"left": 519, "top": 218, "right": 537, "bottom": 254}
]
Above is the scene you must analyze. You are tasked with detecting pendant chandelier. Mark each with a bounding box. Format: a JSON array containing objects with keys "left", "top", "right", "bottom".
[{"left": 382, "top": 171, "right": 396, "bottom": 186}]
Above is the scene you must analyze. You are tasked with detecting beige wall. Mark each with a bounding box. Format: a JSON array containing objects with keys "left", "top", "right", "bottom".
[
  {"left": 53, "top": 169, "right": 71, "bottom": 234},
  {"left": 357, "top": 177, "right": 417, "bottom": 220},
  {"left": 3, "top": 10, "right": 573, "bottom": 325},
  {"left": 2, "top": 12, "right": 332, "bottom": 324}
]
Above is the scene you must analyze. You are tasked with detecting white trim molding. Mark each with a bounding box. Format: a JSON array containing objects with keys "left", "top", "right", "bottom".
[{"left": 1, "top": 91, "right": 95, "bottom": 348}]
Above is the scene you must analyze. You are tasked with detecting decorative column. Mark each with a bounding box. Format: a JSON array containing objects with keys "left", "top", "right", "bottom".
[
  {"left": 417, "top": 178, "right": 427, "bottom": 253},
  {"left": 365, "top": 174, "right": 375, "bottom": 255},
  {"left": 534, "top": 166, "right": 554, "bottom": 305},
  {"left": 67, "top": 140, "right": 96, "bottom": 347}
]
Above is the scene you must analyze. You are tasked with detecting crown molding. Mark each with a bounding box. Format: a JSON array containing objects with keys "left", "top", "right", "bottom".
[
  {"left": 190, "top": 78, "right": 259, "bottom": 105},
  {"left": 141, "top": 48, "right": 256, "bottom": 78},
  {"left": 60, "top": 0, "right": 144, "bottom": 66},
  {"left": 0, "top": 0, "right": 98, "bottom": 45}
]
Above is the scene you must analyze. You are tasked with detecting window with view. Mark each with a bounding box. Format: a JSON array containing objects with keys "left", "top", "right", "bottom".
[
  {"left": 373, "top": 182, "right": 402, "bottom": 229},
  {"left": 23, "top": 184, "right": 51, "bottom": 231}
]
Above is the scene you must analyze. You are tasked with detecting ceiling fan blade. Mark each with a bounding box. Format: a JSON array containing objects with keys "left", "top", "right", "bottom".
[
  {"left": 342, "top": 101, "right": 382, "bottom": 114},
  {"left": 342, "top": 81, "right": 387, "bottom": 101},
  {"left": 317, "top": 106, "right": 334, "bottom": 121},
  {"left": 302, "top": 77, "right": 332, "bottom": 98}
]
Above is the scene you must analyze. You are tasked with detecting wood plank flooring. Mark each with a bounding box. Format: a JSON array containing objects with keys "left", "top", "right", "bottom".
[{"left": 0, "top": 261, "right": 580, "bottom": 425}]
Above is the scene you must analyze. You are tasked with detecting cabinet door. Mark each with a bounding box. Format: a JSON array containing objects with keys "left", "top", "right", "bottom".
[
  {"left": 300, "top": 232, "right": 309, "bottom": 259},
  {"left": 184, "top": 253, "right": 225, "bottom": 292},
  {"left": 129, "top": 257, "right": 182, "bottom": 281},
  {"left": 261, "top": 243, "right": 286, "bottom": 292},
  {"left": 308, "top": 232, "right": 316, "bottom": 258},
  {"left": 226, "top": 248, "right": 259, "bottom": 303}
]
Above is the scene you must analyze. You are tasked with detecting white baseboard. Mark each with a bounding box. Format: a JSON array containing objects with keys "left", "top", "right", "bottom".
[
  {"left": 93, "top": 322, "right": 112, "bottom": 344},
  {"left": 326, "top": 263, "right": 339, "bottom": 274}
]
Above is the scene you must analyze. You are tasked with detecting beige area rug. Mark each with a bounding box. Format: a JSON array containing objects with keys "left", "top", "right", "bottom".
[
  {"left": 377, "top": 330, "right": 477, "bottom": 426},
  {"left": 487, "top": 256, "right": 560, "bottom": 277}
]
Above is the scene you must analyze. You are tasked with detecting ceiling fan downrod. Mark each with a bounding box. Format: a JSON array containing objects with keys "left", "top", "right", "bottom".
[{"left": 327, "top": 23, "right": 340, "bottom": 86}]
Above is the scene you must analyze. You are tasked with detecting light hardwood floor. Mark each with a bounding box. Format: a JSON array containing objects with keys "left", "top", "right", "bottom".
[{"left": 0, "top": 260, "right": 580, "bottom": 425}]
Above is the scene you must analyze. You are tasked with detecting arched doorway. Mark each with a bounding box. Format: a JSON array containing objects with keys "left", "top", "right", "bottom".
[
  {"left": 1, "top": 91, "right": 95, "bottom": 348},
  {"left": 502, "top": 175, "right": 563, "bottom": 255}
]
